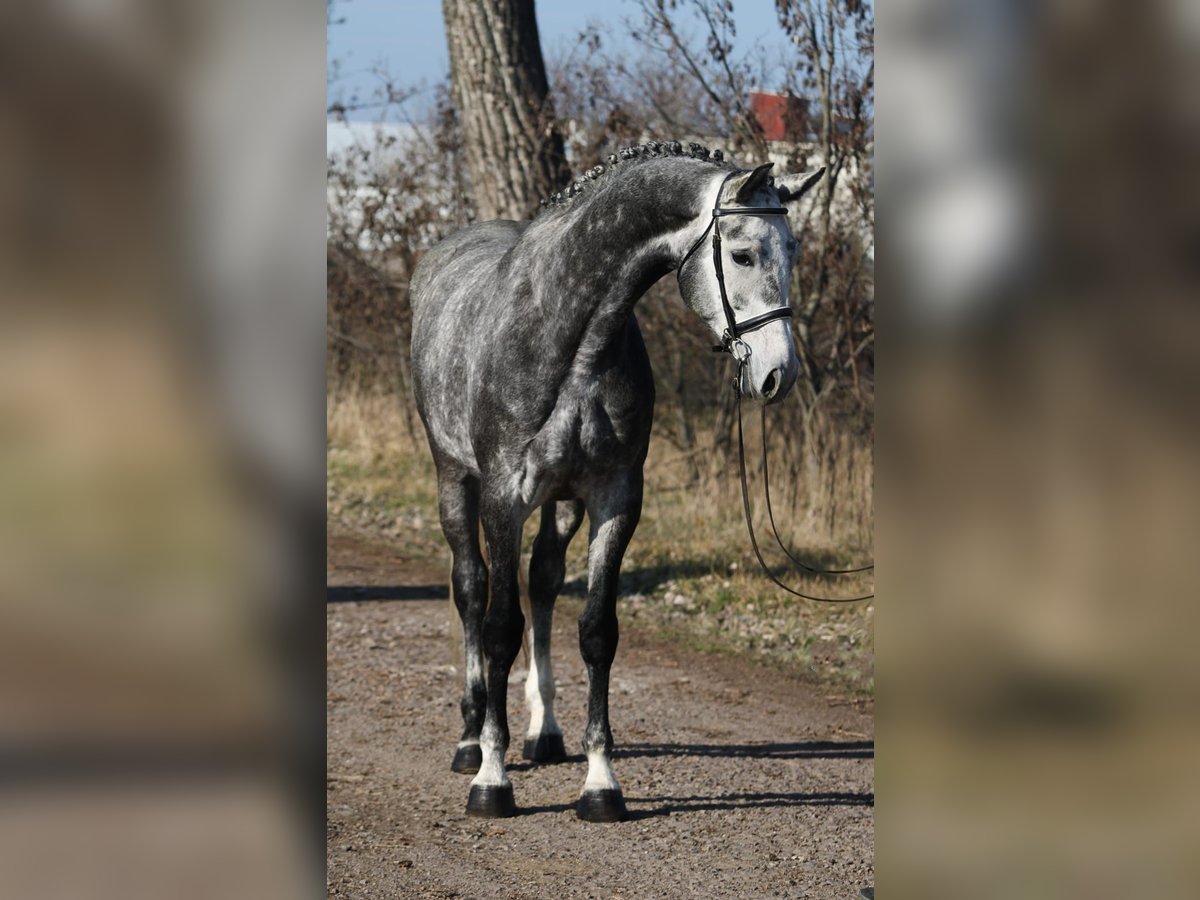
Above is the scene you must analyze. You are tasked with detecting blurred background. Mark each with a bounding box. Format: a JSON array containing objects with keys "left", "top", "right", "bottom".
[
  {"left": 879, "top": 0, "right": 1200, "bottom": 897},
  {"left": 0, "top": 0, "right": 1197, "bottom": 896},
  {"left": 0, "top": 1, "right": 324, "bottom": 898}
]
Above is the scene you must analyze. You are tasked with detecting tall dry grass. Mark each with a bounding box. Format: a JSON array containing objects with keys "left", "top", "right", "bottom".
[
  {"left": 328, "top": 387, "right": 872, "bottom": 567},
  {"left": 328, "top": 385, "right": 874, "bottom": 692}
]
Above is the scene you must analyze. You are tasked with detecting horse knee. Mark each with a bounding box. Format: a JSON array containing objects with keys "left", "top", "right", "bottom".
[
  {"left": 451, "top": 556, "right": 487, "bottom": 616},
  {"left": 578, "top": 605, "right": 618, "bottom": 669},
  {"left": 482, "top": 608, "right": 525, "bottom": 667}
]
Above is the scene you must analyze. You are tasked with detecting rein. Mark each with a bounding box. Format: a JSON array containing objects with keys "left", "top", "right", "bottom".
[{"left": 677, "top": 170, "right": 875, "bottom": 604}]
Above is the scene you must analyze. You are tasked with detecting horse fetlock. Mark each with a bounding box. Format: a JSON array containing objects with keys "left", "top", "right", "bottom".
[
  {"left": 582, "top": 720, "right": 613, "bottom": 754},
  {"left": 471, "top": 730, "right": 510, "bottom": 778},
  {"left": 584, "top": 746, "right": 619, "bottom": 784}
]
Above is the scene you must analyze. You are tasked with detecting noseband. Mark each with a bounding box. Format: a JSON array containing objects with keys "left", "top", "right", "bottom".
[{"left": 676, "top": 170, "right": 793, "bottom": 360}]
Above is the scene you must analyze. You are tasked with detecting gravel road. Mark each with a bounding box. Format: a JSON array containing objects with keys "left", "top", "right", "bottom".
[{"left": 328, "top": 530, "right": 873, "bottom": 898}]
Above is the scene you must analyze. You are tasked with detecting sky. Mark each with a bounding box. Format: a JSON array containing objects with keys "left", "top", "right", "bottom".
[{"left": 327, "top": 0, "right": 797, "bottom": 122}]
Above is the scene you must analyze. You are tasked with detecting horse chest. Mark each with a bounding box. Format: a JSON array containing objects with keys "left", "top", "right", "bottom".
[
  {"left": 575, "top": 389, "right": 650, "bottom": 466},
  {"left": 516, "top": 374, "right": 652, "bottom": 507}
]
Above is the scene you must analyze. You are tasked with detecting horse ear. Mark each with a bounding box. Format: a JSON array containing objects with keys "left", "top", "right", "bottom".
[
  {"left": 776, "top": 168, "right": 826, "bottom": 204},
  {"left": 729, "top": 162, "right": 775, "bottom": 203}
]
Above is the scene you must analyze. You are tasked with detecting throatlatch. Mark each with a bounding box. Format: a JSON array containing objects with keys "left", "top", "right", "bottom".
[{"left": 678, "top": 169, "right": 875, "bottom": 604}]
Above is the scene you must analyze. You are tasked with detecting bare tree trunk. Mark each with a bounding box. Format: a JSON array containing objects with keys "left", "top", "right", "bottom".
[
  {"left": 819, "top": 0, "right": 837, "bottom": 247},
  {"left": 442, "top": 0, "right": 569, "bottom": 221},
  {"left": 802, "top": 0, "right": 836, "bottom": 333}
]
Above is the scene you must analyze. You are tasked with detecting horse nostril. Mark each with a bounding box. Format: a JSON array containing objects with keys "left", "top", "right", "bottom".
[{"left": 762, "top": 368, "right": 780, "bottom": 398}]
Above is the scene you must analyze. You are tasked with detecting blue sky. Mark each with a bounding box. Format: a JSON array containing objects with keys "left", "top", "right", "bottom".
[{"left": 327, "top": 0, "right": 797, "bottom": 121}]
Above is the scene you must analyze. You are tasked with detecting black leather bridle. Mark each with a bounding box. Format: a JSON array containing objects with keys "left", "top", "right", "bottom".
[
  {"left": 676, "top": 170, "right": 794, "bottom": 362},
  {"left": 677, "top": 169, "right": 875, "bottom": 604}
]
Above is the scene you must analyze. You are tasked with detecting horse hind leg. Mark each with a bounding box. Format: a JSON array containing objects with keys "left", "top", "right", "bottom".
[
  {"left": 465, "top": 494, "right": 525, "bottom": 818},
  {"left": 437, "top": 471, "right": 488, "bottom": 775},
  {"left": 450, "top": 522, "right": 529, "bottom": 700},
  {"left": 523, "top": 500, "right": 584, "bottom": 763}
]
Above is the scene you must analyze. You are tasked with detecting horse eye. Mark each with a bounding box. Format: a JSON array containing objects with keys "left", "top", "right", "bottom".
[{"left": 731, "top": 251, "right": 753, "bottom": 267}]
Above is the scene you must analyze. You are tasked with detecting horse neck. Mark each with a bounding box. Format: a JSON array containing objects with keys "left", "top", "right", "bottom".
[{"left": 522, "top": 160, "right": 720, "bottom": 371}]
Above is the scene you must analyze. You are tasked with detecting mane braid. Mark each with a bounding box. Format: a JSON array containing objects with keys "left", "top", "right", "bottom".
[{"left": 534, "top": 140, "right": 725, "bottom": 218}]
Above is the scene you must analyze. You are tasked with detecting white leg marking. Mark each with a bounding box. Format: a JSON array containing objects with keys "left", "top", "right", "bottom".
[
  {"left": 465, "top": 650, "right": 483, "bottom": 691},
  {"left": 582, "top": 750, "right": 620, "bottom": 794},
  {"left": 524, "top": 642, "right": 561, "bottom": 739},
  {"left": 470, "top": 724, "right": 510, "bottom": 789}
]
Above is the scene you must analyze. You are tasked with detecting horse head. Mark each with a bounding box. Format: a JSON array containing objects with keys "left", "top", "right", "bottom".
[{"left": 677, "top": 163, "right": 825, "bottom": 405}]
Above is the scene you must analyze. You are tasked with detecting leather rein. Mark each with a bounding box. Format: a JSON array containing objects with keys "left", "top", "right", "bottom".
[{"left": 676, "top": 170, "right": 874, "bottom": 604}]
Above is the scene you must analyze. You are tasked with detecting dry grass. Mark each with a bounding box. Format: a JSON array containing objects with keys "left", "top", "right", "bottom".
[
  {"left": 328, "top": 389, "right": 874, "bottom": 695},
  {"left": 327, "top": 389, "right": 442, "bottom": 556}
]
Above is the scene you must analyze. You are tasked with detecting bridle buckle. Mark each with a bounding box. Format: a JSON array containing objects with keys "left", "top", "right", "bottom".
[{"left": 727, "top": 335, "right": 751, "bottom": 363}]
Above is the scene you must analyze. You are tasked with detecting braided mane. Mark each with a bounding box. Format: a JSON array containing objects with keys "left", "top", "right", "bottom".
[{"left": 535, "top": 140, "right": 726, "bottom": 217}]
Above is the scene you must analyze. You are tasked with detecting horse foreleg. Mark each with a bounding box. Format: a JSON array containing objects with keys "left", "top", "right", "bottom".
[
  {"left": 523, "top": 499, "right": 584, "bottom": 762},
  {"left": 577, "top": 472, "right": 642, "bottom": 822}
]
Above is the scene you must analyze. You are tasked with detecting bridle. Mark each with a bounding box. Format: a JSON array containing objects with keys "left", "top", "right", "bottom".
[
  {"left": 677, "top": 170, "right": 794, "bottom": 362},
  {"left": 676, "top": 169, "right": 875, "bottom": 604}
]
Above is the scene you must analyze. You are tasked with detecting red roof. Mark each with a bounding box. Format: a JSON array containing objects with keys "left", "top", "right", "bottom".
[{"left": 750, "top": 91, "right": 809, "bottom": 143}]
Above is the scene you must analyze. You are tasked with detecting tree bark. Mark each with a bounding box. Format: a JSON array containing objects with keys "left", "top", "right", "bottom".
[{"left": 442, "top": 0, "right": 569, "bottom": 221}]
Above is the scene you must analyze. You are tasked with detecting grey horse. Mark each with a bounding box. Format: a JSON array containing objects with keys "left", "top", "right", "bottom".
[{"left": 409, "top": 141, "right": 823, "bottom": 821}]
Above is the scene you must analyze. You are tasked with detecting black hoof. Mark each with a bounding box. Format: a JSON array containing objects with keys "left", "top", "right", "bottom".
[
  {"left": 466, "top": 783, "right": 516, "bottom": 818},
  {"left": 522, "top": 732, "right": 566, "bottom": 763},
  {"left": 451, "top": 744, "right": 482, "bottom": 775},
  {"left": 576, "top": 789, "right": 627, "bottom": 823}
]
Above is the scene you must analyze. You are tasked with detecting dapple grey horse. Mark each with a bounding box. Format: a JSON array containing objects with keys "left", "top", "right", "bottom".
[{"left": 409, "top": 141, "right": 823, "bottom": 821}]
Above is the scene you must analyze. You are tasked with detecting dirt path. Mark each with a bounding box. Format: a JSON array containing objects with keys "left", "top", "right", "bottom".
[{"left": 327, "top": 529, "right": 873, "bottom": 899}]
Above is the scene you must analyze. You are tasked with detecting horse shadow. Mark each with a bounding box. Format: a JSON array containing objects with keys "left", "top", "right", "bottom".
[
  {"left": 561, "top": 559, "right": 730, "bottom": 597},
  {"left": 327, "top": 584, "right": 449, "bottom": 603},
  {"left": 562, "top": 552, "right": 866, "bottom": 597},
  {"left": 617, "top": 739, "right": 874, "bottom": 761},
  {"left": 624, "top": 789, "right": 873, "bottom": 819},
  {"left": 519, "top": 789, "right": 872, "bottom": 819},
  {"left": 515, "top": 739, "right": 873, "bottom": 818}
]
